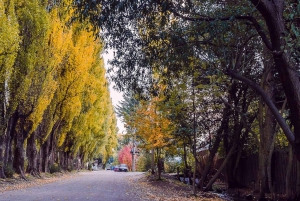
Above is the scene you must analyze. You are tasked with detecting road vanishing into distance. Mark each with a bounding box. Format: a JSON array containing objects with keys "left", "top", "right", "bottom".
[{"left": 0, "top": 171, "right": 144, "bottom": 201}]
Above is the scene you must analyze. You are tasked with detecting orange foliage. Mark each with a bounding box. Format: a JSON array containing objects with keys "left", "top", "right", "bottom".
[
  {"left": 131, "top": 97, "right": 172, "bottom": 149},
  {"left": 118, "top": 145, "right": 132, "bottom": 170}
]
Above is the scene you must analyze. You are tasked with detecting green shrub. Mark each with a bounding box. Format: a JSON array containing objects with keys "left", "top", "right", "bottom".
[
  {"left": 49, "top": 163, "right": 61, "bottom": 174},
  {"left": 4, "top": 165, "right": 15, "bottom": 178}
]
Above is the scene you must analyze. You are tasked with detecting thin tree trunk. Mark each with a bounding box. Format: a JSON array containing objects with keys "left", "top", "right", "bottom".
[
  {"left": 183, "top": 143, "right": 188, "bottom": 170},
  {"left": 151, "top": 147, "right": 155, "bottom": 175},
  {"left": 267, "top": 98, "right": 287, "bottom": 200},
  {"left": 257, "top": 64, "right": 276, "bottom": 201},
  {"left": 192, "top": 81, "right": 197, "bottom": 195},
  {"left": 198, "top": 106, "right": 230, "bottom": 190},
  {"left": 204, "top": 143, "right": 237, "bottom": 191},
  {"left": 157, "top": 149, "right": 162, "bottom": 180},
  {"left": 198, "top": 134, "right": 221, "bottom": 190}
]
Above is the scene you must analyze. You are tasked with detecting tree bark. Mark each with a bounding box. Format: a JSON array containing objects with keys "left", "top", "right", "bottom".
[
  {"left": 12, "top": 106, "right": 33, "bottom": 174},
  {"left": 267, "top": 98, "right": 287, "bottom": 200},
  {"left": 182, "top": 143, "right": 188, "bottom": 169},
  {"left": 157, "top": 150, "right": 162, "bottom": 180},
  {"left": 41, "top": 135, "right": 50, "bottom": 173},
  {"left": 0, "top": 132, "right": 5, "bottom": 179},
  {"left": 250, "top": 0, "right": 300, "bottom": 160},
  {"left": 198, "top": 106, "right": 230, "bottom": 190},
  {"left": 204, "top": 143, "right": 237, "bottom": 191},
  {"left": 4, "top": 112, "right": 17, "bottom": 168},
  {"left": 0, "top": 90, "right": 6, "bottom": 178},
  {"left": 296, "top": 160, "right": 300, "bottom": 199},
  {"left": 26, "top": 132, "right": 38, "bottom": 176},
  {"left": 151, "top": 147, "right": 155, "bottom": 174},
  {"left": 286, "top": 145, "right": 293, "bottom": 199},
  {"left": 257, "top": 64, "right": 277, "bottom": 201},
  {"left": 13, "top": 117, "right": 25, "bottom": 174}
]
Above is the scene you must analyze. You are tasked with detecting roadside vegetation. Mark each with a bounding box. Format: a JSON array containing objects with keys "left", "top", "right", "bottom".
[{"left": 0, "top": 0, "right": 117, "bottom": 180}]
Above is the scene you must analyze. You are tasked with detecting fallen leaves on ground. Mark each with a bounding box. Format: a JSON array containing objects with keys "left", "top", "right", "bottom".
[
  {"left": 127, "top": 174, "right": 225, "bottom": 201},
  {"left": 0, "top": 171, "right": 78, "bottom": 193}
]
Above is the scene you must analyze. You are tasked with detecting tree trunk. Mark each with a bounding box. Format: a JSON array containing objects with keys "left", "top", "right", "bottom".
[
  {"left": 0, "top": 132, "right": 6, "bottom": 179},
  {"left": 151, "top": 147, "right": 155, "bottom": 174},
  {"left": 0, "top": 90, "right": 6, "bottom": 178},
  {"left": 266, "top": 98, "right": 287, "bottom": 200},
  {"left": 198, "top": 106, "right": 230, "bottom": 190},
  {"left": 286, "top": 145, "right": 293, "bottom": 199},
  {"left": 198, "top": 134, "right": 221, "bottom": 190},
  {"left": 296, "top": 160, "right": 300, "bottom": 199},
  {"left": 41, "top": 136, "right": 50, "bottom": 172},
  {"left": 157, "top": 153, "right": 162, "bottom": 180},
  {"left": 12, "top": 108, "right": 33, "bottom": 174},
  {"left": 4, "top": 112, "right": 17, "bottom": 168},
  {"left": 26, "top": 132, "right": 38, "bottom": 176},
  {"left": 204, "top": 143, "right": 237, "bottom": 191},
  {"left": 226, "top": 126, "right": 242, "bottom": 188},
  {"left": 250, "top": 0, "right": 300, "bottom": 160},
  {"left": 37, "top": 148, "right": 42, "bottom": 173},
  {"left": 183, "top": 143, "right": 188, "bottom": 170},
  {"left": 257, "top": 63, "right": 276, "bottom": 201},
  {"left": 13, "top": 118, "right": 25, "bottom": 174}
]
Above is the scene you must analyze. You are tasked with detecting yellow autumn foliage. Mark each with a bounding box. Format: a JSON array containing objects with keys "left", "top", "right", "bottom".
[{"left": 131, "top": 97, "right": 172, "bottom": 150}]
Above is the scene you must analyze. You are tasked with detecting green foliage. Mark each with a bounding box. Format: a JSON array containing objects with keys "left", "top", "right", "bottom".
[
  {"left": 164, "top": 158, "right": 180, "bottom": 173},
  {"left": 136, "top": 151, "right": 152, "bottom": 172}
]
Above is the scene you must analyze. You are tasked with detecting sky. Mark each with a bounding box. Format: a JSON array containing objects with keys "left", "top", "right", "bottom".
[{"left": 102, "top": 50, "right": 125, "bottom": 134}]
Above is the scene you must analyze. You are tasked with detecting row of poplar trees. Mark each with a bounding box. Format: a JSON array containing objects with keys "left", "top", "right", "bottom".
[{"left": 0, "top": 0, "right": 117, "bottom": 179}]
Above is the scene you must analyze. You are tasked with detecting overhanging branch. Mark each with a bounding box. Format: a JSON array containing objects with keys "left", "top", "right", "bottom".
[
  {"left": 162, "top": 2, "right": 273, "bottom": 50},
  {"left": 226, "top": 69, "right": 295, "bottom": 145}
]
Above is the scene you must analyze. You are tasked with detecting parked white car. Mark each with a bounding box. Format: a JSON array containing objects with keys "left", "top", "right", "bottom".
[{"left": 118, "top": 164, "right": 128, "bottom": 172}]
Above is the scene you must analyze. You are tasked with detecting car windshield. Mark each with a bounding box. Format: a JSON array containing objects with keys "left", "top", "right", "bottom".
[{"left": 120, "top": 164, "right": 127, "bottom": 167}]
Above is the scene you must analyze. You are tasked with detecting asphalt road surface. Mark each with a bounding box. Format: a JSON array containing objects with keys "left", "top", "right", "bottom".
[{"left": 0, "top": 170, "right": 145, "bottom": 201}]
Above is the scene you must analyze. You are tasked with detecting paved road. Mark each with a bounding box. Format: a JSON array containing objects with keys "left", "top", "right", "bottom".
[{"left": 0, "top": 171, "right": 144, "bottom": 201}]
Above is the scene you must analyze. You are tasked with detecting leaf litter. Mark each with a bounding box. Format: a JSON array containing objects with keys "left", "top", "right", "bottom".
[
  {"left": 0, "top": 171, "right": 77, "bottom": 193},
  {"left": 127, "top": 173, "right": 225, "bottom": 201}
]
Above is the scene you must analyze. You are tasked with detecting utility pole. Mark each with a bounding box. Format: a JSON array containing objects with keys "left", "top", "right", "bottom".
[{"left": 131, "top": 137, "right": 136, "bottom": 172}]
